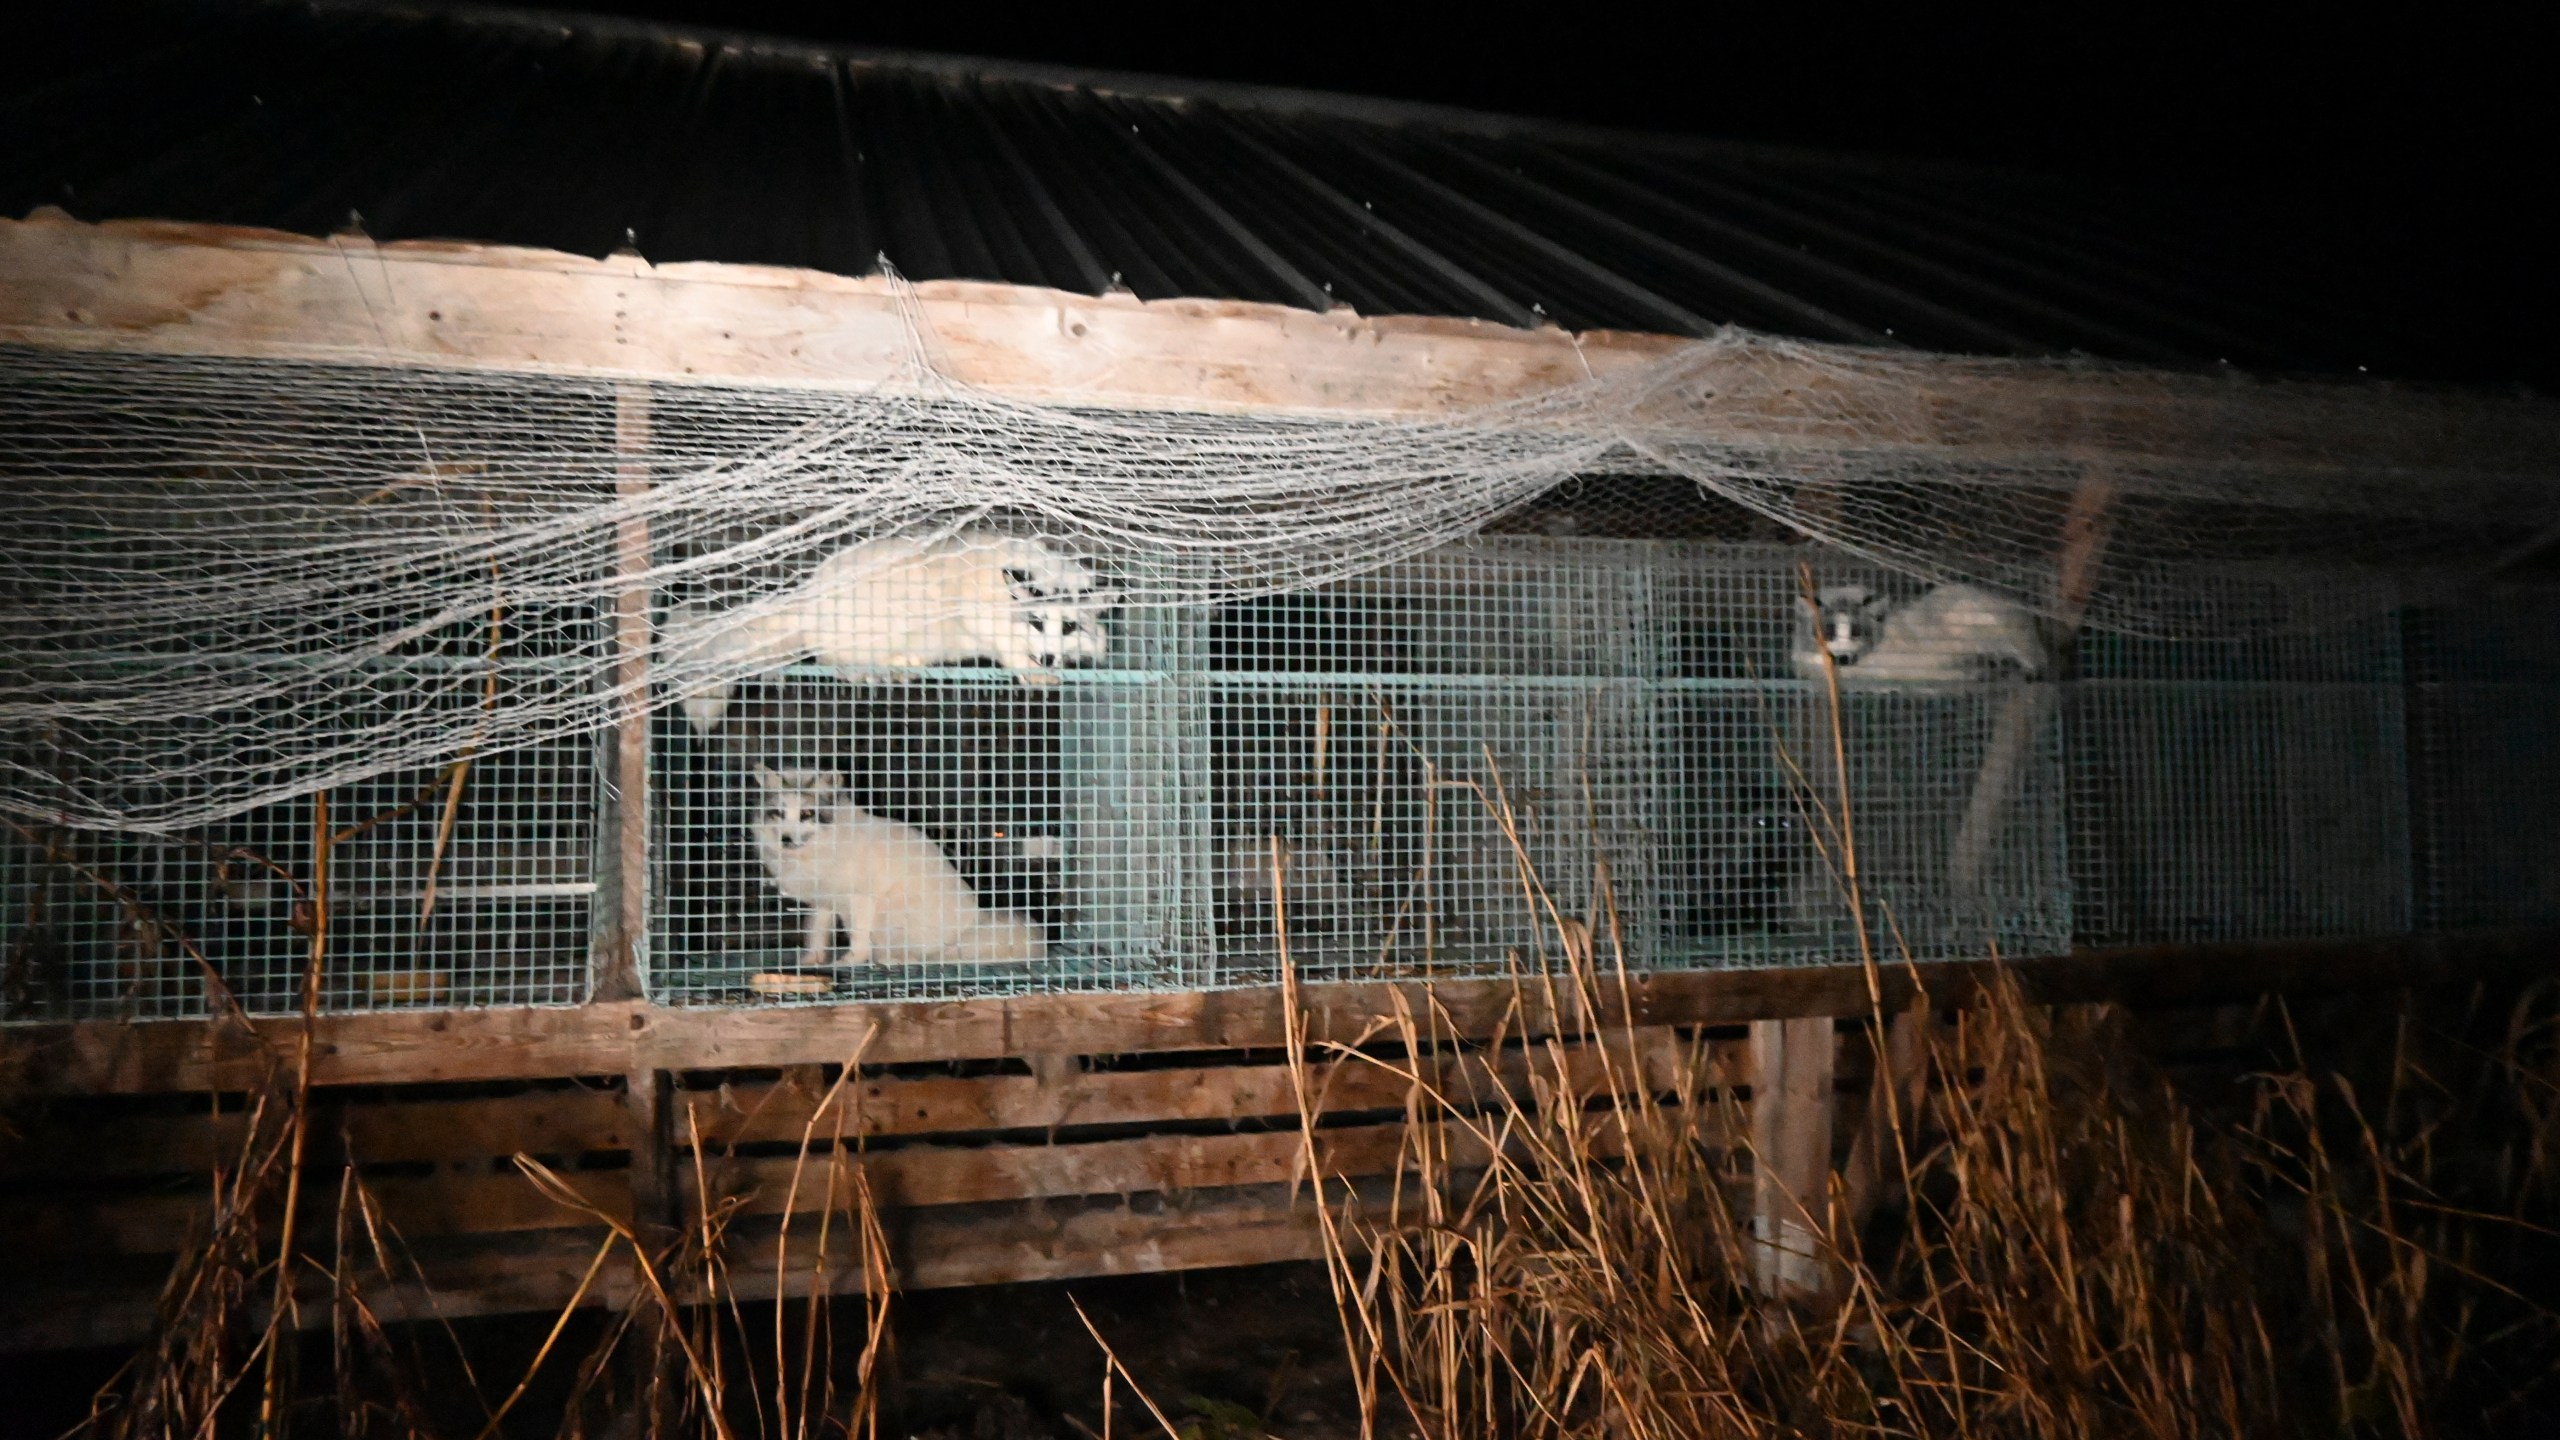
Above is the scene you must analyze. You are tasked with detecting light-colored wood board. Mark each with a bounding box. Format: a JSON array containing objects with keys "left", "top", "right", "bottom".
[
  {"left": 3, "top": 215, "right": 2551, "bottom": 474},
  {"left": 1748, "top": 1015, "right": 1839, "bottom": 1300},
  {"left": 0, "top": 214, "right": 1659, "bottom": 416}
]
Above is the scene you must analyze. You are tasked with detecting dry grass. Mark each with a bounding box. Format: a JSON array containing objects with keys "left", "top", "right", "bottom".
[
  {"left": 1277, "top": 846, "right": 2560, "bottom": 1440},
  {"left": 57, "top": 1038, "right": 901, "bottom": 1440}
]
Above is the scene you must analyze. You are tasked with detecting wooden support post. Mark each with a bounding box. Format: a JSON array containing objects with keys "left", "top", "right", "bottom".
[
  {"left": 626, "top": 1067, "right": 675, "bottom": 1238},
  {"left": 1748, "top": 1014, "right": 1837, "bottom": 1302},
  {"left": 596, "top": 383, "right": 653, "bottom": 1002},
  {"left": 1839, "top": 1002, "right": 1934, "bottom": 1236}
]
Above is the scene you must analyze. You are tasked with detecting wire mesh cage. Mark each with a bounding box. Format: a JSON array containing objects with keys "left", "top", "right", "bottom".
[
  {"left": 1, "top": 735, "right": 599, "bottom": 1020},
  {"left": 1653, "top": 546, "right": 2071, "bottom": 969},
  {"left": 2066, "top": 571, "right": 2412, "bottom": 947},
  {"left": 5, "top": 344, "right": 2553, "bottom": 1019},
  {"left": 637, "top": 534, "right": 2077, "bottom": 1005},
  {"left": 0, "top": 354, "right": 616, "bottom": 1021},
  {"left": 2408, "top": 586, "right": 2560, "bottom": 932}
]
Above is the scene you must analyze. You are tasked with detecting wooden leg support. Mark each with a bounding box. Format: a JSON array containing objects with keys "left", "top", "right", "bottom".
[{"left": 1749, "top": 1015, "right": 1837, "bottom": 1303}]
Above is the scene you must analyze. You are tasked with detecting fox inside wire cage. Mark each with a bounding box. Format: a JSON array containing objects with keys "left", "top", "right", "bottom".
[{"left": 5, "top": 340, "right": 2560, "bottom": 1018}]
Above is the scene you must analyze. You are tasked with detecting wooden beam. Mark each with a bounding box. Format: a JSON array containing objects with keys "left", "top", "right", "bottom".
[
  {"left": 0, "top": 1179, "right": 1398, "bottom": 1353},
  {"left": 0, "top": 1087, "right": 632, "bottom": 1179},
  {"left": 686, "top": 1029, "right": 1737, "bottom": 1148},
  {"left": 2, "top": 214, "right": 2553, "bottom": 476},
  {"left": 1748, "top": 1016, "right": 1837, "bottom": 1301},
  {"left": 595, "top": 382, "right": 653, "bottom": 1004},
  {"left": 5, "top": 932, "right": 2550, "bottom": 1097}
]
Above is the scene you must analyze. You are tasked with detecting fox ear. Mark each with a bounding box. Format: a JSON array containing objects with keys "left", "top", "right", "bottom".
[
  {"left": 812, "top": 774, "right": 842, "bottom": 793},
  {"left": 753, "top": 764, "right": 780, "bottom": 790}
]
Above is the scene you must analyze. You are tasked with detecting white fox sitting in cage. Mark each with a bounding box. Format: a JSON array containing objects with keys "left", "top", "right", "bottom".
[
  {"left": 750, "top": 766, "right": 1049, "bottom": 967},
  {"left": 1792, "top": 581, "right": 2050, "bottom": 683},
  {"left": 664, "top": 529, "right": 1112, "bottom": 732}
]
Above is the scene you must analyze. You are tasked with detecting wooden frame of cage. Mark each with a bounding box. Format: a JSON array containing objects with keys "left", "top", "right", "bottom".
[
  {"left": 4, "top": 933, "right": 2547, "bottom": 1352},
  {"left": 4, "top": 213, "right": 2558, "bottom": 1347}
]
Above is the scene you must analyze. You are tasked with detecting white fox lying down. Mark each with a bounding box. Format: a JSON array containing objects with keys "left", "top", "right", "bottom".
[
  {"left": 662, "top": 530, "right": 1111, "bottom": 732},
  {"left": 1792, "top": 582, "right": 2050, "bottom": 684}
]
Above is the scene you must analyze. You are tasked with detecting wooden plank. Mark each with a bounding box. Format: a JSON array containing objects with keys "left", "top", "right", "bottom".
[
  {"left": 684, "top": 1076, "right": 1710, "bottom": 1221},
  {"left": 7, "top": 933, "right": 2550, "bottom": 1097},
  {"left": 682, "top": 1029, "right": 1741, "bottom": 1148},
  {"left": 0, "top": 1165, "right": 629, "bottom": 1256},
  {"left": 3, "top": 215, "right": 2552, "bottom": 474},
  {"left": 597, "top": 381, "right": 653, "bottom": 1004},
  {"left": 0, "top": 1087, "right": 631, "bottom": 1179},
  {"left": 0, "top": 1179, "right": 1395, "bottom": 1352},
  {"left": 684, "top": 1122, "right": 1413, "bottom": 1217},
  {"left": 0, "top": 213, "right": 1659, "bottom": 416}
]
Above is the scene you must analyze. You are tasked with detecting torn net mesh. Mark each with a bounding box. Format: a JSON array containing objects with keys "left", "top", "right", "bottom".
[{"left": 1, "top": 328, "right": 2555, "bottom": 834}]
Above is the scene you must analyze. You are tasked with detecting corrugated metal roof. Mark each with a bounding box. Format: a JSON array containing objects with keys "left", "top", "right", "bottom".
[{"left": 0, "top": 0, "right": 2451, "bottom": 377}]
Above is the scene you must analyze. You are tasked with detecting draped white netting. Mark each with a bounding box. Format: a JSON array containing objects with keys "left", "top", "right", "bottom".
[{"left": 3, "top": 319, "right": 2556, "bottom": 831}]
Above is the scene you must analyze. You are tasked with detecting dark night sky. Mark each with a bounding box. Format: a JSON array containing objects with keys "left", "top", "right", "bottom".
[{"left": 554, "top": 3, "right": 2553, "bottom": 384}]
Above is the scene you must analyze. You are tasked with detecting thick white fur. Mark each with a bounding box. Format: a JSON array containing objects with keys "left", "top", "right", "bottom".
[
  {"left": 665, "top": 531, "right": 1110, "bottom": 732},
  {"left": 1792, "top": 582, "right": 2048, "bottom": 683},
  {"left": 749, "top": 767, "right": 1048, "bottom": 966}
]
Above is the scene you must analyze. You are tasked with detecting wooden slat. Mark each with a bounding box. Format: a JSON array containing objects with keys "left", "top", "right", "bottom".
[
  {"left": 3, "top": 215, "right": 2551, "bottom": 472},
  {"left": 682, "top": 1028, "right": 1741, "bottom": 1148},
  {"left": 0, "top": 1179, "right": 1395, "bottom": 1352},
  {"left": 681, "top": 1076, "right": 1721, "bottom": 1222},
  {"left": 682, "top": 1123, "right": 1414, "bottom": 1216},
  {"left": 0, "top": 1165, "right": 628, "bottom": 1256},
  {"left": 7, "top": 934, "right": 2550, "bottom": 1097},
  {"left": 0, "top": 1088, "right": 632, "bottom": 1179}
]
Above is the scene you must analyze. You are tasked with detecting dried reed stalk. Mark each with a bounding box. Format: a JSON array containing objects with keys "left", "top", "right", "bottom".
[{"left": 1280, "top": 771, "right": 2560, "bottom": 1439}]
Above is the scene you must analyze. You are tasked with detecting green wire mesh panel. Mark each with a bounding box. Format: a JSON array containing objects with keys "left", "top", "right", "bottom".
[
  {"left": 2408, "top": 588, "right": 2560, "bottom": 931},
  {"left": 644, "top": 597, "right": 1197, "bottom": 1004},
  {"left": 1204, "top": 679, "right": 1655, "bottom": 985},
  {"left": 1652, "top": 546, "right": 2069, "bottom": 968},
  {"left": 0, "top": 734, "right": 599, "bottom": 1020},
  {"left": 1202, "top": 539, "right": 1655, "bottom": 983},
  {"left": 635, "top": 534, "right": 2089, "bottom": 1004},
  {"left": 2067, "top": 576, "right": 2411, "bottom": 946}
]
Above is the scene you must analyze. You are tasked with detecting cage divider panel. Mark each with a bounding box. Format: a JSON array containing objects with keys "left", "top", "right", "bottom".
[
  {"left": 1060, "top": 673, "right": 1186, "bottom": 988},
  {"left": 590, "top": 716, "right": 630, "bottom": 1000},
  {"left": 1169, "top": 609, "right": 1223, "bottom": 989}
]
